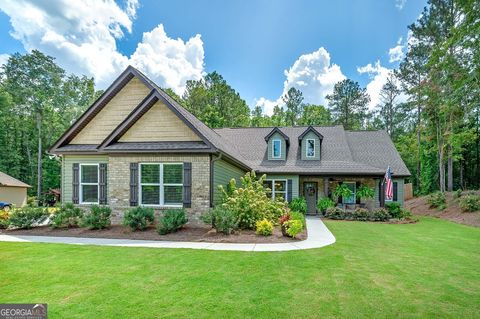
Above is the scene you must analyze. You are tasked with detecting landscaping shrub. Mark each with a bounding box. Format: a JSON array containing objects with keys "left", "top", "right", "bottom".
[
  {"left": 255, "top": 219, "right": 273, "bottom": 236},
  {"left": 278, "top": 213, "right": 291, "bottom": 226},
  {"left": 325, "top": 207, "right": 345, "bottom": 220},
  {"left": 385, "top": 202, "right": 402, "bottom": 218},
  {"left": 459, "top": 195, "right": 480, "bottom": 212},
  {"left": 219, "top": 171, "right": 287, "bottom": 229},
  {"left": 385, "top": 202, "right": 412, "bottom": 219},
  {"left": 123, "top": 207, "right": 155, "bottom": 231},
  {"left": 157, "top": 209, "right": 188, "bottom": 235},
  {"left": 289, "top": 197, "right": 307, "bottom": 214},
  {"left": 50, "top": 203, "right": 84, "bottom": 228},
  {"left": 290, "top": 211, "right": 306, "bottom": 227},
  {"left": 81, "top": 205, "right": 111, "bottom": 229},
  {"left": 201, "top": 206, "right": 239, "bottom": 235},
  {"left": 453, "top": 189, "right": 463, "bottom": 199},
  {"left": 0, "top": 210, "right": 9, "bottom": 229},
  {"left": 370, "top": 208, "right": 390, "bottom": 221},
  {"left": 351, "top": 208, "right": 369, "bottom": 221},
  {"left": 284, "top": 220, "right": 303, "bottom": 238},
  {"left": 8, "top": 207, "right": 48, "bottom": 229},
  {"left": 317, "top": 197, "right": 335, "bottom": 214},
  {"left": 426, "top": 192, "right": 446, "bottom": 210}
]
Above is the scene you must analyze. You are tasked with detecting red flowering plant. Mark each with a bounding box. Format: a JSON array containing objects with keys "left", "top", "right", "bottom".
[{"left": 279, "top": 213, "right": 291, "bottom": 226}]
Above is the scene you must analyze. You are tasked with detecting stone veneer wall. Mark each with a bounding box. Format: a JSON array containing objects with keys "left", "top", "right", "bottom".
[{"left": 108, "top": 154, "right": 210, "bottom": 224}]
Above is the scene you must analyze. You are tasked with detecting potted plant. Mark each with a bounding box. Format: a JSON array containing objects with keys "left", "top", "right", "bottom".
[
  {"left": 317, "top": 197, "right": 335, "bottom": 215},
  {"left": 356, "top": 185, "right": 375, "bottom": 208},
  {"left": 333, "top": 184, "right": 353, "bottom": 207}
]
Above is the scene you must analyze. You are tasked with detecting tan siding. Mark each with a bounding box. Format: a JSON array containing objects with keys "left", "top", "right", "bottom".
[
  {"left": 71, "top": 77, "right": 150, "bottom": 144},
  {"left": 119, "top": 101, "right": 201, "bottom": 142},
  {"left": 0, "top": 186, "right": 27, "bottom": 207},
  {"left": 62, "top": 155, "right": 109, "bottom": 203}
]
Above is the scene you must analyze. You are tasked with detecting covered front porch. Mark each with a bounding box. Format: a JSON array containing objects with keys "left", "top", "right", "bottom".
[{"left": 299, "top": 176, "right": 381, "bottom": 215}]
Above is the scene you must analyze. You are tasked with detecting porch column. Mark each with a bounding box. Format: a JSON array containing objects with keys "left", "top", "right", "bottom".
[
  {"left": 379, "top": 179, "right": 385, "bottom": 207},
  {"left": 324, "top": 177, "right": 329, "bottom": 197}
]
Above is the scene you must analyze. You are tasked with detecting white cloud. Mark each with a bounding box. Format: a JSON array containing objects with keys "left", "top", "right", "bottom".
[
  {"left": 125, "top": 0, "right": 139, "bottom": 19},
  {"left": 256, "top": 47, "right": 345, "bottom": 115},
  {"left": 0, "top": 54, "right": 9, "bottom": 66},
  {"left": 357, "top": 60, "right": 407, "bottom": 109},
  {"left": 388, "top": 37, "right": 405, "bottom": 63},
  {"left": 0, "top": 0, "right": 205, "bottom": 94},
  {"left": 395, "top": 0, "right": 406, "bottom": 10}
]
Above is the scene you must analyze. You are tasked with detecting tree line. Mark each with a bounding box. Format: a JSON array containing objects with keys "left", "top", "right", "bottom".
[{"left": 0, "top": 0, "right": 478, "bottom": 199}]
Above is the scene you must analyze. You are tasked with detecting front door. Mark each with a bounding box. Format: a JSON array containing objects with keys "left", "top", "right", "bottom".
[{"left": 303, "top": 182, "right": 318, "bottom": 215}]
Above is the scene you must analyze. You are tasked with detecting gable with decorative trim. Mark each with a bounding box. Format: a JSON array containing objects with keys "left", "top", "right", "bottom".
[
  {"left": 70, "top": 77, "right": 150, "bottom": 145},
  {"left": 118, "top": 101, "right": 202, "bottom": 142}
]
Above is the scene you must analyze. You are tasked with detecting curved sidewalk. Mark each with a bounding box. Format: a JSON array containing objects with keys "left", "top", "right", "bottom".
[{"left": 0, "top": 216, "right": 335, "bottom": 252}]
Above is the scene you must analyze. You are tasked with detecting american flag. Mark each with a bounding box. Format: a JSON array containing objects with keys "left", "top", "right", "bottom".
[{"left": 384, "top": 166, "right": 393, "bottom": 200}]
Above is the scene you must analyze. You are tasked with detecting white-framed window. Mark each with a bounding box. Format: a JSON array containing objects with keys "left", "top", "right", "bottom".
[
  {"left": 139, "top": 163, "right": 183, "bottom": 207},
  {"left": 306, "top": 138, "right": 315, "bottom": 158},
  {"left": 343, "top": 182, "right": 356, "bottom": 204},
  {"left": 272, "top": 139, "right": 281, "bottom": 159},
  {"left": 263, "top": 179, "right": 287, "bottom": 200},
  {"left": 80, "top": 164, "right": 99, "bottom": 204}
]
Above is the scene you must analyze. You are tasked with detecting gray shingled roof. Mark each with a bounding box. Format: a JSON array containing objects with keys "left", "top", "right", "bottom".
[
  {"left": 51, "top": 66, "right": 410, "bottom": 177},
  {"left": 0, "top": 171, "right": 31, "bottom": 188},
  {"left": 214, "top": 126, "right": 411, "bottom": 176}
]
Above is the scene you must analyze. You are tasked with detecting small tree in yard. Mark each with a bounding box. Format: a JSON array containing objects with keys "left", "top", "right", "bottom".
[{"left": 218, "top": 171, "right": 287, "bottom": 230}]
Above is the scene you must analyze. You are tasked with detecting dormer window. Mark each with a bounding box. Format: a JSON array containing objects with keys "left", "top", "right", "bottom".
[
  {"left": 265, "top": 127, "right": 289, "bottom": 160},
  {"left": 272, "top": 139, "right": 281, "bottom": 159},
  {"left": 306, "top": 139, "right": 315, "bottom": 158},
  {"left": 299, "top": 126, "right": 323, "bottom": 161}
]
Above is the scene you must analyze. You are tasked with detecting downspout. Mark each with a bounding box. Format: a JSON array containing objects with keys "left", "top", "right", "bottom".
[{"left": 210, "top": 153, "right": 222, "bottom": 207}]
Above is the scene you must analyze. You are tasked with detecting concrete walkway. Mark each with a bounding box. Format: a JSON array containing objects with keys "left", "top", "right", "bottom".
[{"left": 0, "top": 216, "right": 335, "bottom": 252}]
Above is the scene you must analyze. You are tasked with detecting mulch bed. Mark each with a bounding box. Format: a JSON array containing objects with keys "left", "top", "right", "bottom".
[
  {"left": 405, "top": 192, "right": 480, "bottom": 227},
  {"left": 2, "top": 224, "right": 307, "bottom": 243}
]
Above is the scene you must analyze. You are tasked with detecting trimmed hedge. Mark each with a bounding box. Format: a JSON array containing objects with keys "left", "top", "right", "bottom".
[
  {"left": 157, "top": 209, "right": 188, "bottom": 235},
  {"left": 50, "top": 203, "right": 84, "bottom": 228},
  {"left": 325, "top": 206, "right": 411, "bottom": 222},
  {"left": 8, "top": 207, "right": 49, "bottom": 229},
  {"left": 81, "top": 205, "right": 111, "bottom": 229},
  {"left": 123, "top": 207, "right": 155, "bottom": 231}
]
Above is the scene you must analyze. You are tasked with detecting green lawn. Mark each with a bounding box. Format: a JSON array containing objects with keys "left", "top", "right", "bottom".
[{"left": 1, "top": 217, "right": 479, "bottom": 319}]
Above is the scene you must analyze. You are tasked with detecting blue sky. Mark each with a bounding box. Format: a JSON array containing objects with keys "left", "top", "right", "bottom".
[{"left": 0, "top": 0, "right": 426, "bottom": 113}]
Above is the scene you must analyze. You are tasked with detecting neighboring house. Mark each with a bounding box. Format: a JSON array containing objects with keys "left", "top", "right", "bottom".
[
  {"left": 50, "top": 66, "right": 410, "bottom": 222},
  {"left": 0, "top": 171, "right": 31, "bottom": 207}
]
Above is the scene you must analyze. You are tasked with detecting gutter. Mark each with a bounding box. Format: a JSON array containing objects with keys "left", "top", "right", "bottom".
[{"left": 209, "top": 153, "right": 222, "bottom": 207}]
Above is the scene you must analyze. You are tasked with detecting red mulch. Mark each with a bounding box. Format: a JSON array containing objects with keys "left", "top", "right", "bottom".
[
  {"left": 2, "top": 224, "right": 307, "bottom": 243},
  {"left": 404, "top": 191, "right": 480, "bottom": 227}
]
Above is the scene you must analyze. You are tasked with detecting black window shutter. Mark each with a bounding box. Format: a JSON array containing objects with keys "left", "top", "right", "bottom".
[
  {"left": 356, "top": 181, "right": 361, "bottom": 204},
  {"left": 130, "top": 163, "right": 139, "bottom": 206},
  {"left": 72, "top": 163, "right": 79, "bottom": 204},
  {"left": 287, "top": 179, "right": 293, "bottom": 202},
  {"left": 99, "top": 163, "right": 107, "bottom": 205},
  {"left": 183, "top": 162, "right": 192, "bottom": 208},
  {"left": 393, "top": 182, "right": 398, "bottom": 201}
]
